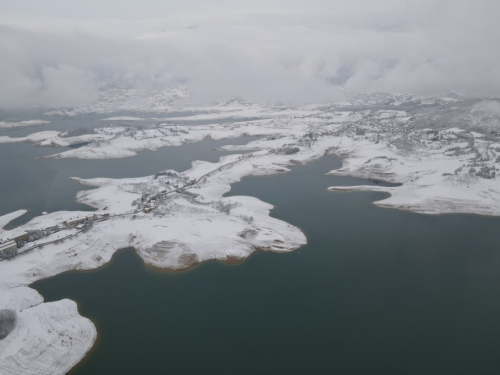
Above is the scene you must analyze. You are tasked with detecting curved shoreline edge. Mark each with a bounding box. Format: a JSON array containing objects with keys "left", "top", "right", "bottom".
[{"left": 2, "top": 95, "right": 500, "bottom": 374}]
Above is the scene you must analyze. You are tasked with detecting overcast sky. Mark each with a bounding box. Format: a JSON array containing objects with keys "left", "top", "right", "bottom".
[
  {"left": 1, "top": 0, "right": 499, "bottom": 108},
  {"left": 0, "top": 0, "right": 404, "bottom": 18}
]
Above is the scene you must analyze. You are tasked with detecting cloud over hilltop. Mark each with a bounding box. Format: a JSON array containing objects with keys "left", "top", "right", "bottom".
[{"left": 0, "top": 0, "right": 499, "bottom": 108}]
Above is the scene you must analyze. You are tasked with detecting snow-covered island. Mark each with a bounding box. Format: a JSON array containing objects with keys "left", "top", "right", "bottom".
[{"left": 2, "top": 92, "right": 500, "bottom": 374}]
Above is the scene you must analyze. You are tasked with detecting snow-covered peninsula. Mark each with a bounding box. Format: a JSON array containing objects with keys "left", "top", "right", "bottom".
[
  {"left": 2, "top": 92, "right": 500, "bottom": 374},
  {"left": 0, "top": 120, "right": 50, "bottom": 130}
]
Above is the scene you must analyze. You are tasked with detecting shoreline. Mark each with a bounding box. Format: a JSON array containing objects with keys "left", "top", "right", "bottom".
[{"left": 3, "top": 94, "right": 500, "bottom": 374}]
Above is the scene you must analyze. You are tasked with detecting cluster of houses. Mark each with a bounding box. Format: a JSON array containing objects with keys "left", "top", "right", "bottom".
[
  {"left": 141, "top": 194, "right": 157, "bottom": 213},
  {"left": 0, "top": 230, "right": 41, "bottom": 259},
  {"left": 0, "top": 213, "right": 110, "bottom": 260},
  {"left": 139, "top": 178, "right": 198, "bottom": 214},
  {"left": 63, "top": 213, "right": 110, "bottom": 229},
  {"left": 0, "top": 231, "right": 39, "bottom": 259}
]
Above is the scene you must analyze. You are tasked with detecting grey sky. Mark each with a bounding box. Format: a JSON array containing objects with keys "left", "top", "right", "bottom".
[
  {"left": 0, "top": 0, "right": 402, "bottom": 18},
  {"left": 0, "top": 0, "right": 499, "bottom": 108}
]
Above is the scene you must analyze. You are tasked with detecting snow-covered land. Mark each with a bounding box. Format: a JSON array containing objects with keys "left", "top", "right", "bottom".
[
  {"left": 0, "top": 211, "right": 26, "bottom": 229},
  {"left": 2, "top": 92, "right": 500, "bottom": 374},
  {"left": 0, "top": 120, "right": 50, "bottom": 129},
  {"left": 0, "top": 131, "right": 61, "bottom": 144},
  {"left": 44, "top": 87, "right": 190, "bottom": 117}
]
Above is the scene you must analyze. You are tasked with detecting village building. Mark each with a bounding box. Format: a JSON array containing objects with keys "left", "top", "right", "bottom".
[
  {"left": 64, "top": 214, "right": 108, "bottom": 227},
  {"left": 0, "top": 241, "right": 18, "bottom": 259},
  {"left": 45, "top": 226, "right": 60, "bottom": 234},
  {"left": 64, "top": 219, "right": 80, "bottom": 227},
  {"left": 11, "top": 232, "right": 29, "bottom": 245}
]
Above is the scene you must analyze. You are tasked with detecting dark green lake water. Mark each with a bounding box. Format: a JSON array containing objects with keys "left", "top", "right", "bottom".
[{"left": 33, "top": 154, "right": 500, "bottom": 375}]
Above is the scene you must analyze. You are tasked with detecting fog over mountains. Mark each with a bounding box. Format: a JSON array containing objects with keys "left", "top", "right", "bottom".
[{"left": 0, "top": 0, "right": 499, "bottom": 108}]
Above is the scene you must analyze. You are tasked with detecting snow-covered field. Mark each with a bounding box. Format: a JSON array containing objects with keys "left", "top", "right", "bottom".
[
  {"left": 1, "top": 91, "right": 500, "bottom": 374},
  {"left": 0, "top": 211, "right": 26, "bottom": 229},
  {"left": 0, "top": 120, "right": 50, "bottom": 129}
]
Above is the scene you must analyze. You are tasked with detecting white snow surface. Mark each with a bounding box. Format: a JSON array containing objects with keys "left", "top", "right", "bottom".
[
  {"left": 0, "top": 120, "right": 50, "bottom": 129},
  {"left": 0, "top": 131, "right": 61, "bottom": 144},
  {"left": 0, "top": 210, "right": 26, "bottom": 230},
  {"left": 2, "top": 92, "right": 500, "bottom": 374}
]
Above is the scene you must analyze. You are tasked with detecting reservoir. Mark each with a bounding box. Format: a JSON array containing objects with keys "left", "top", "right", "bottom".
[
  {"left": 0, "top": 128, "right": 261, "bottom": 229},
  {"left": 32, "top": 154, "right": 500, "bottom": 375}
]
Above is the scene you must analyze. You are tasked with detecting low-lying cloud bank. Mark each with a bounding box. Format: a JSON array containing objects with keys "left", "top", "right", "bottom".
[{"left": 1, "top": 0, "right": 499, "bottom": 108}]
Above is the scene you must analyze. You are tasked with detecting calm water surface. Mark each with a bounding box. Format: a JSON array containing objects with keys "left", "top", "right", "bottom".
[{"left": 33, "top": 154, "right": 500, "bottom": 375}]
